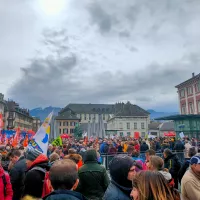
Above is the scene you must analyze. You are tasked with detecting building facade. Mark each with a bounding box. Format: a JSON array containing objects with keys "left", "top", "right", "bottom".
[
  {"left": 55, "top": 110, "right": 80, "bottom": 135},
  {"left": 107, "top": 103, "right": 150, "bottom": 137},
  {"left": 176, "top": 73, "right": 200, "bottom": 115},
  {"left": 32, "top": 117, "right": 41, "bottom": 133},
  {"left": 6, "top": 101, "right": 33, "bottom": 130},
  {"left": 59, "top": 104, "right": 114, "bottom": 123}
]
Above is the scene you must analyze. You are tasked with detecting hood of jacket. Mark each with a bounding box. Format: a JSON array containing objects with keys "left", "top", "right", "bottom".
[
  {"left": 29, "top": 154, "right": 49, "bottom": 170},
  {"left": 158, "top": 170, "right": 172, "bottom": 181},
  {"left": 43, "top": 189, "right": 87, "bottom": 200},
  {"left": 83, "top": 149, "right": 97, "bottom": 163}
]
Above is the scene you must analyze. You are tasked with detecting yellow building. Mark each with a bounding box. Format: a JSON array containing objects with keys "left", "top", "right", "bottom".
[{"left": 56, "top": 110, "right": 80, "bottom": 134}]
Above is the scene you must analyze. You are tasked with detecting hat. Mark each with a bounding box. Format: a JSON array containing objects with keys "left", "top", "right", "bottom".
[
  {"left": 190, "top": 156, "right": 200, "bottom": 165},
  {"left": 26, "top": 148, "right": 41, "bottom": 161}
]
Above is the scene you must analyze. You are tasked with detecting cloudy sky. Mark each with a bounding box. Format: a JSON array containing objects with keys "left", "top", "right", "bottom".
[{"left": 1, "top": 0, "right": 200, "bottom": 111}]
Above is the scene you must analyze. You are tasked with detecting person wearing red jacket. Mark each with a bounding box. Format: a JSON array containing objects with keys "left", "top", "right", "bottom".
[{"left": 0, "top": 154, "right": 13, "bottom": 200}]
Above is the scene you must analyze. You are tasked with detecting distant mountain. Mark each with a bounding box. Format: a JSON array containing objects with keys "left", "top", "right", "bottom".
[
  {"left": 30, "top": 107, "right": 178, "bottom": 122},
  {"left": 30, "top": 107, "right": 61, "bottom": 121},
  {"left": 147, "top": 109, "right": 178, "bottom": 119}
]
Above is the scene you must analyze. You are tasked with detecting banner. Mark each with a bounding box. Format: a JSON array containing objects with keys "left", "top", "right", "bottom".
[
  {"left": 52, "top": 136, "right": 62, "bottom": 146},
  {"left": 28, "top": 112, "right": 53, "bottom": 155}
]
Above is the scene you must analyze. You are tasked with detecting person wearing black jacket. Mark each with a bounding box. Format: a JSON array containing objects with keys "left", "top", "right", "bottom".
[
  {"left": 163, "top": 149, "right": 181, "bottom": 189},
  {"left": 140, "top": 141, "right": 149, "bottom": 152},
  {"left": 23, "top": 148, "right": 50, "bottom": 198},
  {"left": 43, "top": 159, "right": 87, "bottom": 200},
  {"left": 9, "top": 149, "right": 27, "bottom": 200}
]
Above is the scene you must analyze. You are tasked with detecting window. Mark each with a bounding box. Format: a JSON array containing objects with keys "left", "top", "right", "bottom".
[
  {"left": 103, "top": 114, "right": 105, "bottom": 120},
  {"left": 127, "top": 122, "right": 130, "bottom": 129},
  {"left": 187, "top": 87, "right": 193, "bottom": 95},
  {"left": 70, "top": 129, "right": 74, "bottom": 134},
  {"left": 89, "top": 114, "right": 91, "bottom": 120},
  {"left": 94, "top": 114, "right": 96, "bottom": 120},
  {"left": 141, "top": 122, "right": 145, "bottom": 129},
  {"left": 197, "top": 81, "right": 200, "bottom": 92},
  {"left": 120, "top": 132, "right": 123, "bottom": 137},
  {"left": 180, "top": 89, "right": 185, "bottom": 98},
  {"left": 84, "top": 114, "right": 87, "bottom": 120},
  {"left": 127, "top": 132, "right": 131, "bottom": 136},
  {"left": 198, "top": 101, "right": 200, "bottom": 112},
  {"left": 181, "top": 105, "right": 186, "bottom": 114},
  {"left": 189, "top": 103, "right": 194, "bottom": 114},
  {"left": 63, "top": 122, "right": 65, "bottom": 126},
  {"left": 70, "top": 122, "right": 75, "bottom": 126},
  {"left": 134, "top": 123, "right": 137, "bottom": 129},
  {"left": 141, "top": 132, "right": 146, "bottom": 137},
  {"left": 59, "top": 122, "right": 62, "bottom": 126},
  {"left": 119, "top": 122, "right": 123, "bottom": 129}
]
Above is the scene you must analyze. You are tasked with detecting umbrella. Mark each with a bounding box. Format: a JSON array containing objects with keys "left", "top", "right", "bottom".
[{"left": 60, "top": 133, "right": 70, "bottom": 139}]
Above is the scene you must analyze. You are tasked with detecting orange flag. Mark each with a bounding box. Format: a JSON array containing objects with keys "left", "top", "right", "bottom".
[
  {"left": 12, "top": 127, "right": 20, "bottom": 147},
  {"left": 23, "top": 135, "right": 28, "bottom": 147}
]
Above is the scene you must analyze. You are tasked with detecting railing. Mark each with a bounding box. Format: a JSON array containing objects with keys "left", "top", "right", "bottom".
[{"left": 101, "top": 151, "right": 185, "bottom": 170}]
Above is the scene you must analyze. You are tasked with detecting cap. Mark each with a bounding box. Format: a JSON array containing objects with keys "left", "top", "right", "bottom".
[
  {"left": 190, "top": 156, "right": 200, "bottom": 165},
  {"left": 26, "top": 148, "right": 41, "bottom": 161}
]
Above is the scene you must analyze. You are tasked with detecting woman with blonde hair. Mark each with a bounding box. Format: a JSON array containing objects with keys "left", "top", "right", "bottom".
[{"left": 131, "top": 171, "right": 180, "bottom": 200}]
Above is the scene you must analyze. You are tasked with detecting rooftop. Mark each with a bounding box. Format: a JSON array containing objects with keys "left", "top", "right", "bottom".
[
  {"left": 175, "top": 73, "right": 200, "bottom": 89},
  {"left": 155, "top": 114, "right": 200, "bottom": 120},
  {"left": 159, "top": 121, "right": 174, "bottom": 131},
  {"left": 56, "top": 110, "right": 80, "bottom": 120},
  {"left": 148, "top": 122, "right": 161, "bottom": 130}
]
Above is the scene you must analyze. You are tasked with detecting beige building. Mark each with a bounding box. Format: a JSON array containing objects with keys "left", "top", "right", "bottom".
[
  {"left": 6, "top": 101, "right": 33, "bottom": 130},
  {"left": 56, "top": 110, "right": 80, "bottom": 134},
  {"left": 107, "top": 103, "right": 150, "bottom": 137},
  {"left": 32, "top": 117, "right": 41, "bottom": 133}
]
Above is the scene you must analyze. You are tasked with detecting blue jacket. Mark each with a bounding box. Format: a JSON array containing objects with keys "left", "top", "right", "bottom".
[
  {"left": 43, "top": 190, "right": 87, "bottom": 200},
  {"left": 103, "top": 181, "right": 132, "bottom": 200}
]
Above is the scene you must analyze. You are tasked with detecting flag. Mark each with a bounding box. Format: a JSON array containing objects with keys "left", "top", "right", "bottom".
[
  {"left": 12, "top": 127, "right": 20, "bottom": 147},
  {"left": 23, "top": 135, "right": 29, "bottom": 147},
  {"left": 0, "top": 113, "right": 3, "bottom": 131},
  {"left": 52, "top": 136, "right": 62, "bottom": 146},
  {"left": 28, "top": 112, "right": 53, "bottom": 155}
]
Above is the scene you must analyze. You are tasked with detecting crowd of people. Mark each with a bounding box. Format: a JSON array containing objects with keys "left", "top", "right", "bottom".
[{"left": 0, "top": 136, "right": 199, "bottom": 200}]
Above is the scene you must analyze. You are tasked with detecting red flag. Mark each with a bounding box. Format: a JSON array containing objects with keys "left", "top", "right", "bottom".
[
  {"left": 23, "top": 135, "right": 28, "bottom": 147},
  {"left": 12, "top": 127, "right": 20, "bottom": 147}
]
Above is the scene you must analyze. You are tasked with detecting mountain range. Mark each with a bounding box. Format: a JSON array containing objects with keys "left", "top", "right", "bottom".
[{"left": 30, "top": 107, "right": 178, "bottom": 122}]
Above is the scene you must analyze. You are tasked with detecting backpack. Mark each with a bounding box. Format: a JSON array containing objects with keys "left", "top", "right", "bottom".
[
  {"left": 2, "top": 174, "right": 7, "bottom": 196},
  {"left": 30, "top": 166, "right": 53, "bottom": 197}
]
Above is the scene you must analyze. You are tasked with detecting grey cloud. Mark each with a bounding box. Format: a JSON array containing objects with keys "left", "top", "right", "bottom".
[{"left": 87, "top": 2, "right": 112, "bottom": 33}]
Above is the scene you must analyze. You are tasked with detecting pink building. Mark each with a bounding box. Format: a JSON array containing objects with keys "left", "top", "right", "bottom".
[{"left": 175, "top": 73, "right": 200, "bottom": 115}]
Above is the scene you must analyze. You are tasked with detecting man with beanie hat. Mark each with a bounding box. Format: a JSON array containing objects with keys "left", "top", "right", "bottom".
[
  {"left": 104, "top": 155, "right": 142, "bottom": 200},
  {"left": 23, "top": 148, "right": 50, "bottom": 198},
  {"left": 181, "top": 155, "right": 200, "bottom": 200}
]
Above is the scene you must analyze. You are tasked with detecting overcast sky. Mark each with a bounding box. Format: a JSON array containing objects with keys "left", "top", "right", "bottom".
[{"left": 1, "top": 0, "right": 200, "bottom": 111}]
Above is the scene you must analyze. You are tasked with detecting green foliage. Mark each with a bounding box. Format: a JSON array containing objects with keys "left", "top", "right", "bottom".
[{"left": 74, "top": 123, "right": 82, "bottom": 138}]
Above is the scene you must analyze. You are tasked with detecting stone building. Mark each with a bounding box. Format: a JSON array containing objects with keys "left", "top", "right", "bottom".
[
  {"left": 6, "top": 101, "right": 33, "bottom": 130},
  {"left": 107, "top": 102, "right": 150, "bottom": 137},
  {"left": 32, "top": 117, "right": 41, "bottom": 133}
]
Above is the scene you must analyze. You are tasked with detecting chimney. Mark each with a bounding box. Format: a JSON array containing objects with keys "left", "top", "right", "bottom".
[{"left": 192, "top": 72, "right": 195, "bottom": 77}]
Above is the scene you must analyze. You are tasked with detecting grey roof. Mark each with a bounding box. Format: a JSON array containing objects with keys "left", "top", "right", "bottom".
[
  {"left": 155, "top": 114, "right": 200, "bottom": 120},
  {"left": 159, "top": 121, "right": 174, "bottom": 131},
  {"left": 148, "top": 122, "right": 161, "bottom": 130},
  {"left": 60, "top": 103, "right": 114, "bottom": 114},
  {"left": 56, "top": 110, "right": 80, "bottom": 120},
  {"left": 115, "top": 103, "right": 149, "bottom": 117}
]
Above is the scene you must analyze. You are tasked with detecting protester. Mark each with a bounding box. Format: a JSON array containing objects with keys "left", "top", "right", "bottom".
[
  {"left": 140, "top": 140, "right": 149, "bottom": 152},
  {"left": 77, "top": 149, "right": 109, "bottom": 200},
  {"left": 23, "top": 149, "right": 50, "bottom": 198},
  {"left": 131, "top": 171, "right": 180, "bottom": 200},
  {"left": 43, "top": 159, "right": 87, "bottom": 200},
  {"left": 64, "top": 153, "right": 83, "bottom": 169},
  {"left": 49, "top": 153, "right": 60, "bottom": 166},
  {"left": 181, "top": 155, "right": 200, "bottom": 200},
  {"left": 184, "top": 140, "right": 192, "bottom": 160},
  {"left": 104, "top": 155, "right": 142, "bottom": 200},
  {"left": 149, "top": 155, "right": 175, "bottom": 187},
  {"left": 0, "top": 153, "right": 13, "bottom": 200},
  {"left": 8, "top": 149, "right": 27, "bottom": 200},
  {"left": 163, "top": 148, "right": 181, "bottom": 189},
  {"left": 178, "top": 146, "right": 197, "bottom": 183},
  {"left": 145, "top": 149, "right": 156, "bottom": 170}
]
